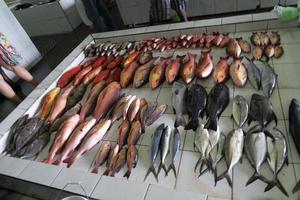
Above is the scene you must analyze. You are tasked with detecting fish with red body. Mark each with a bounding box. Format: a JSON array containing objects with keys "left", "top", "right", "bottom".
[
  {"left": 57, "top": 65, "right": 82, "bottom": 88},
  {"left": 103, "top": 144, "right": 119, "bottom": 176},
  {"left": 127, "top": 98, "right": 140, "bottom": 122},
  {"left": 39, "top": 87, "right": 61, "bottom": 120},
  {"left": 139, "top": 51, "right": 153, "bottom": 65},
  {"left": 127, "top": 120, "right": 142, "bottom": 145},
  {"left": 93, "top": 82, "right": 121, "bottom": 121},
  {"left": 226, "top": 38, "right": 241, "bottom": 58},
  {"left": 103, "top": 56, "right": 114, "bottom": 68},
  {"left": 106, "top": 67, "right": 122, "bottom": 84},
  {"left": 165, "top": 55, "right": 184, "bottom": 84},
  {"left": 205, "top": 34, "right": 216, "bottom": 48},
  {"left": 91, "top": 141, "right": 111, "bottom": 173},
  {"left": 92, "top": 69, "right": 110, "bottom": 87},
  {"left": 82, "top": 67, "right": 103, "bottom": 85},
  {"left": 252, "top": 46, "right": 263, "bottom": 60},
  {"left": 107, "top": 56, "right": 123, "bottom": 69},
  {"left": 117, "top": 119, "right": 130, "bottom": 148},
  {"left": 230, "top": 57, "right": 247, "bottom": 87},
  {"left": 149, "top": 57, "right": 170, "bottom": 89},
  {"left": 219, "top": 33, "right": 230, "bottom": 48},
  {"left": 180, "top": 52, "right": 196, "bottom": 84},
  {"left": 133, "top": 58, "right": 156, "bottom": 88},
  {"left": 134, "top": 98, "right": 147, "bottom": 121},
  {"left": 214, "top": 56, "right": 230, "bottom": 84},
  {"left": 270, "top": 31, "right": 280, "bottom": 45},
  {"left": 73, "top": 66, "right": 93, "bottom": 86},
  {"left": 196, "top": 49, "right": 214, "bottom": 79},
  {"left": 123, "top": 51, "right": 140, "bottom": 68},
  {"left": 123, "top": 145, "right": 138, "bottom": 178},
  {"left": 212, "top": 32, "right": 223, "bottom": 47},
  {"left": 82, "top": 58, "right": 96, "bottom": 68},
  {"left": 48, "top": 85, "right": 74, "bottom": 123},
  {"left": 92, "top": 56, "right": 106, "bottom": 68},
  {"left": 237, "top": 37, "right": 251, "bottom": 53},
  {"left": 120, "top": 61, "right": 140, "bottom": 88},
  {"left": 110, "top": 95, "right": 131, "bottom": 123},
  {"left": 67, "top": 119, "right": 112, "bottom": 167},
  {"left": 111, "top": 146, "right": 128, "bottom": 177}
]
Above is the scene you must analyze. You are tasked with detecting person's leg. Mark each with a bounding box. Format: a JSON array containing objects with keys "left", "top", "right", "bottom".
[
  {"left": 96, "top": 0, "right": 117, "bottom": 31},
  {"left": 82, "top": 0, "right": 107, "bottom": 31},
  {"left": 0, "top": 74, "right": 21, "bottom": 103}
]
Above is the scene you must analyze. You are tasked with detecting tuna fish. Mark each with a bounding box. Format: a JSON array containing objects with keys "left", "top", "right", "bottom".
[
  {"left": 172, "top": 81, "right": 187, "bottom": 127},
  {"left": 229, "top": 57, "right": 247, "bottom": 87},
  {"left": 289, "top": 99, "right": 300, "bottom": 155},
  {"left": 213, "top": 56, "right": 230, "bottom": 84},
  {"left": 180, "top": 52, "right": 196, "bottom": 84},
  {"left": 245, "top": 57, "right": 261, "bottom": 90},
  {"left": 196, "top": 49, "right": 214, "bottom": 79},
  {"left": 167, "top": 128, "right": 181, "bottom": 177},
  {"left": 261, "top": 62, "right": 277, "bottom": 98},
  {"left": 232, "top": 95, "right": 248, "bottom": 128},
  {"left": 158, "top": 126, "right": 171, "bottom": 175},
  {"left": 91, "top": 141, "right": 111, "bottom": 173},
  {"left": 149, "top": 57, "right": 170, "bottom": 89}
]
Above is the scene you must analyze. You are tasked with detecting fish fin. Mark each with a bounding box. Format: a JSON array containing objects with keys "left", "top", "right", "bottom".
[
  {"left": 144, "top": 165, "right": 158, "bottom": 182},
  {"left": 216, "top": 170, "right": 232, "bottom": 187},
  {"left": 175, "top": 115, "right": 186, "bottom": 128},
  {"left": 91, "top": 166, "right": 99, "bottom": 174},
  {"left": 198, "top": 161, "right": 209, "bottom": 177},
  {"left": 213, "top": 167, "right": 218, "bottom": 186},
  {"left": 264, "top": 129, "right": 276, "bottom": 141},
  {"left": 167, "top": 163, "right": 177, "bottom": 177},
  {"left": 66, "top": 153, "right": 78, "bottom": 168},
  {"left": 200, "top": 110, "right": 205, "bottom": 119},
  {"left": 194, "top": 157, "right": 202, "bottom": 172},
  {"left": 103, "top": 168, "right": 110, "bottom": 176},
  {"left": 246, "top": 171, "right": 260, "bottom": 186},
  {"left": 204, "top": 118, "right": 217, "bottom": 131},
  {"left": 293, "top": 180, "right": 300, "bottom": 194},
  {"left": 272, "top": 112, "right": 278, "bottom": 126},
  {"left": 184, "top": 118, "right": 198, "bottom": 131},
  {"left": 265, "top": 178, "right": 289, "bottom": 197},
  {"left": 123, "top": 170, "right": 131, "bottom": 179},
  {"left": 157, "top": 162, "right": 163, "bottom": 176}
]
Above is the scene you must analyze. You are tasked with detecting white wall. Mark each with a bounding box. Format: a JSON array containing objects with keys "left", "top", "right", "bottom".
[{"left": 0, "top": 0, "right": 41, "bottom": 79}]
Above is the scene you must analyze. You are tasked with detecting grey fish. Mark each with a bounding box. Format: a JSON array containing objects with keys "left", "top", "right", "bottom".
[
  {"left": 50, "top": 103, "right": 81, "bottom": 132},
  {"left": 194, "top": 123, "right": 210, "bottom": 173},
  {"left": 144, "top": 104, "right": 167, "bottom": 130},
  {"left": 144, "top": 123, "right": 164, "bottom": 182},
  {"left": 216, "top": 128, "right": 244, "bottom": 187},
  {"left": 172, "top": 81, "right": 187, "bottom": 128},
  {"left": 232, "top": 95, "right": 249, "bottom": 127},
  {"left": 245, "top": 57, "right": 261, "bottom": 90},
  {"left": 289, "top": 98, "right": 300, "bottom": 155},
  {"left": 244, "top": 130, "right": 268, "bottom": 186},
  {"left": 265, "top": 127, "right": 288, "bottom": 196},
  {"left": 248, "top": 93, "right": 277, "bottom": 128},
  {"left": 158, "top": 126, "right": 171, "bottom": 175},
  {"left": 261, "top": 62, "right": 277, "bottom": 98},
  {"left": 205, "top": 84, "right": 230, "bottom": 131},
  {"left": 185, "top": 83, "right": 207, "bottom": 131},
  {"left": 66, "top": 83, "right": 87, "bottom": 110},
  {"left": 167, "top": 128, "right": 181, "bottom": 177}
]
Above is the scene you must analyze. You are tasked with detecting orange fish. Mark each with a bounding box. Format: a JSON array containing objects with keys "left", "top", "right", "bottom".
[
  {"left": 123, "top": 51, "right": 140, "bottom": 68},
  {"left": 213, "top": 57, "right": 230, "bottom": 84},
  {"left": 180, "top": 52, "right": 196, "bottom": 84},
  {"left": 120, "top": 61, "right": 140, "bottom": 88},
  {"left": 106, "top": 67, "right": 122, "bottom": 84},
  {"left": 92, "top": 69, "right": 110, "bottom": 87},
  {"left": 196, "top": 49, "right": 213, "bottom": 79},
  {"left": 133, "top": 57, "right": 156, "bottom": 88},
  {"left": 230, "top": 57, "right": 247, "bottom": 87},
  {"left": 92, "top": 56, "right": 106, "bottom": 68},
  {"left": 226, "top": 39, "right": 241, "bottom": 58},
  {"left": 149, "top": 57, "right": 170, "bottom": 89},
  {"left": 39, "top": 87, "right": 61, "bottom": 120},
  {"left": 165, "top": 55, "right": 184, "bottom": 84},
  {"left": 73, "top": 66, "right": 93, "bottom": 86},
  {"left": 107, "top": 56, "right": 123, "bottom": 69}
]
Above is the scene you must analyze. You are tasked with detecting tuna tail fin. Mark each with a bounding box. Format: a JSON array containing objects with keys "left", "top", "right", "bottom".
[
  {"left": 166, "top": 163, "right": 177, "bottom": 178},
  {"left": 246, "top": 171, "right": 268, "bottom": 186},
  {"left": 204, "top": 118, "right": 217, "bottom": 131},
  {"left": 175, "top": 115, "right": 185, "bottom": 128},
  {"left": 265, "top": 178, "right": 289, "bottom": 197},
  {"left": 216, "top": 170, "right": 232, "bottom": 187},
  {"left": 184, "top": 118, "right": 198, "bottom": 131},
  {"left": 198, "top": 160, "right": 209, "bottom": 177},
  {"left": 123, "top": 170, "right": 132, "bottom": 179},
  {"left": 144, "top": 165, "right": 158, "bottom": 182},
  {"left": 157, "top": 163, "right": 168, "bottom": 176},
  {"left": 194, "top": 157, "right": 203, "bottom": 172},
  {"left": 293, "top": 180, "right": 300, "bottom": 193}
]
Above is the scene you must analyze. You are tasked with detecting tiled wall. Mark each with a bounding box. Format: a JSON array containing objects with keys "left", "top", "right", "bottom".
[{"left": 0, "top": 0, "right": 41, "bottom": 79}]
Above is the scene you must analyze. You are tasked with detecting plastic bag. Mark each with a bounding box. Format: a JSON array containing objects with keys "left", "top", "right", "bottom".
[{"left": 273, "top": 5, "right": 300, "bottom": 21}]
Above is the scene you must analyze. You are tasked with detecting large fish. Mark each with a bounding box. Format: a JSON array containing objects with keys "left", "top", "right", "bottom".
[
  {"left": 127, "top": 98, "right": 140, "bottom": 122},
  {"left": 245, "top": 57, "right": 261, "bottom": 90},
  {"left": 194, "top": 123, "right": 210, "bottom": 172},
  {"left": 289, "top": 98, "right": 300, "bottom": 155},
  {"left": 185, "top": 84, "right": 207, "bottom": 131},
  {"left": 149, "top": 57, "right": 170, "bottom": 89},
  {"left": 213, "top": 57, "right": 230, "bottom": 84},
  {"left": 248, "top": 93, "right": 277, "bottom": 128},
  {"left": 39, "top": 87, "right": 61, "bottom": 120},
  {"left": 232, "top": 95, "right": 248, "bottom": 127},
  {"left": 166, "top": 128, "right": 181, "bottom": 177},
  {"left": 144, "top": 124, "right": 164, "bottom": 182},
  {"left": 165, "top": 55, "right": 184, "bottom": 84},
  {"left": 120, "top": 61, "right": 140, "bottom": 88},
  {"left": 180, "top": 52, "right": 196, "bottom": 84},
  {"left": 48, "top": 85, "right": 74, "bottom": 123},
  {"left": 133, "top": 58, "right": 156, "bottom": 88},
  {"left": 265, "top": 127, "right": 288, "bottom": 196},
  {"left": 57, "top": 65, "right": 82, "bottom": 88},
  {"left": 91, "top": 141, "right": 111, "bottom": 174},
  {"left": 127, "top": 120, "right": 142, "bottom": 145},
  {"left": 93, "top": 82, "right": 121, "bottom": 121},
  {"left": 158, "top": 126, "right": 171, "bottom": 175},
  {"left": 216, "top": 128, "right": 244, "bottom": 187},
  {"left": 261, "top": 62, "right": 277, "bottom": 98},
  {"left": 205, "top": 84, "right": 230, "bottom": 131},
  {"left": 55, "top": 118, "right": 96, "bottom": 165},
  {"left": 172, "top": 81, "right": 187, "bottom": 127},
  {"left": 196, "top": 49, "right": 214, "bottom": 79},
  {"left": 79, "top": 81, "right": 106, "bottom": 122},
  {"left": 244, "top": 130, "right": 268, "bottom": 186},
  {"left": 73, "top": 66, "right": 93, "bottom": 86},
  {"left": 229, "top": 57, "right": 247, "bottom": 87},
  {"left": 111, "top": 146, "right": 128, "bottom": 177},
  {"left": 117, "top": 119, "right": 130, "bottom": 148},
  {"left": 66, "top": 83, "right": 87, "bottom": 110},
  {"left": 111, "top": 95, "right": 132, "bottom": 123},
  {"left": 67, "top": 119, "right": 111, "bottom": 167},
  {"left": 44, "top": 114, "right": 80, "bottom": 164},
  {"left": 123, "top": 144, "right": 138, "bottom": 178},
  {"left": 226, "top": 39, "right": 241, "bottom": 58}
]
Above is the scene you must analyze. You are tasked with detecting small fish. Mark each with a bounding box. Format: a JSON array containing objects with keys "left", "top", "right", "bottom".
[
  {"left": 185, "top": 84, "right": 207, "bottom": 131},
  {"left": 226, "top": 39, "right": 241, "bottom": 58},
  {"left": 144, "top": 104, "right": 167, "bottom": 129},
  {"left": 149, "top": 57, "right": 170, "bottom": 89},
  {"left": 91, "top": 141, "right": 111, "bottom": 174},
  {"left": 123, "top": 95, "right": 136, "bottom": 120},
  {"left": 82, "top": 67, "right": 103, "bottom": 85},
  {"left": 196, "top": 49, "right": 214, "bottom": 79},
  {"left": 133, "top": 58, "right": 156, "bottom": 88},
  {"left": 165, "top": 55, "right": 184, "bottom": 84},
  {"left": 237, "top": 37, "right": 251, "bottom": 53},
  {"left": 213, "top": 56, "right": 230, "bottom": 84},
  {"left": 274, "top": 46, "right": 284, "bottom": 58},
  {"left": 39, "top": 87, "right": 61, "bottom": 120},
  {"left": 124, "top": 145, "right": 138, "bottom": 179},
  {"left": 123, "top": 51, "right": 140, "bottom": 68},
  {"left": 180, "top": 52, "right": 196, "bottom": 84},
  {"left": 264, "top": 45, "right": 275, "bottom": 58},
  {"left": 103, "top": 144, "right": 119, "bottom": 176},
  {"left": 144, "top": 124, "right": 164, "bottom": 182},
  {"left": 139, "top": 51, "right": 153, "bottom": 65},
  {"left": 167, "top": 128, "right": 181, "bottom": 177},
  {"left": 260, "top": 31, "right": 270, "bottom": 47},
  {"left": 120, "top": 61, "right": 140, "bottom": 88},
  {"left": 194, "top": 123, "right": 210, "bottom": 172},
  {"left": 289, "top": 98, "right": 300, "bottom": 156},
  {"left": 66, "top": 83, "right": 87, "bottom": 110},
  {"left": 172, "top": 81, "right": 187, "bottom": 127},
  {"left": 212, "top": 32, "right": 223, "bottom": 47},
  {"left": 261, "top": 61, "right": 277, "bottom": 97},
  {"left": 92, "top": 69, "right": 110, "bottom": 87},
  {"left": 229, "top": 57, "right": 247, "bottom": 87},
  {"left": 251, "top": 32, "right": 261, "bottom": 46},
  {"left": 111, "top": 95, "right": 132, "bottom": 123},
  {"left": 158, "top": 126, "right": 171, "bottom": 175},
  {"left": 270, "top": 31, "right": 280, "bottom": 46},
  {"left": 127, "top": 120, "right": 142, "bottom": 145},
  {"left": 111, "top": 146, "right": 128, "bottom": 177},
  {"left": 232, "top": 95, "right": 248, "bottom": 127},
  {"left": 134, "top": 98, "right": 147, "bottom": 121},
  {"left": 73, "top": 66, "right": 93, "bottom": 86},
  {"left": 127, "top": 98, "right": 140, "bottom": 122},
  {"left": 140, "top": 103, "right": 157, "bottom": 132},
  {"left": 57, "top": 65, "right": 82, "bottom": 88},
  {"left": 219, "top": 33, "right": 230, "bottom": 48},
  {"left": 117, "top": 119, "right": 130, "bottom": 148},
  {"left": 252, "top": 46, "right": 263, "bottom": 60},
  {"left": 107, "top": 56, "right": 123, "bottom": 69},
  {"left": 245, "top": 57, "right": 261, "bottom": 90}
]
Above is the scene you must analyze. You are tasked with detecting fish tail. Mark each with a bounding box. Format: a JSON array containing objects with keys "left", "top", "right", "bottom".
[
  {"left": 293, "top": 180, "right": 300, "bottom": 194},
  {"left": 91, "top": 165, "right": 99, "bottom": 174},
  {"left": 144, "top": 165, "right": 158, "bottom": 182},
  {"left": 216, "top": 170, "right": 232, "bottom": 187},
  {"left": 265, "top": 178, "right": 289, "bottom": 197},
  {"left": 167, "top": 163, "right": 177, "bottom": 177},
  {"left": 157, "top": 162, "right": 163, "bottom": 176},
  {"left": 246, "top": 171, "right": 261, "bottom": 186},
  {"left": 204, "top": 118, "right": 217, "bottom": 131},
  {"left": 213, "top": 167, "right": 218, "bottom": 186},
  {"left": 43, "top": 158, "right": 53, "bottom": 165},
  {"left": 123, "top": 170, "right": 132, "bottom": 179},
  {"left": 194, "top": 157, "right": 202, "bottom": 172},
  {"left": 184, "top": 118, "right": 198, "bottom": 131},
  {"left": 175, "top": 115, "right": 185, "bottom": 128},
  {"left": 103, "top": 168, "right": 110, "bottom": 176},
  {"left": 198, "top": 159, "right": 209, "bottom": 177}
]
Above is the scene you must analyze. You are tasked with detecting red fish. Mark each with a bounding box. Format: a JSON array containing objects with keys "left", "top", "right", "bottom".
[
  {"left": 91, "top": 141, "right": 111, "bottom": 174},
  {"left": 149, "top": 57, "right": 170, "bottom": 89},
  {"left": 123, "top": 51, "right": 140, "bottom": 68},
  {"left": 82, "top": 66, "right": 103, "bottom": 85},
  {"left": 107, "top": 56, "right": 123, "bottom": 69},
  {"left": 92, "top": 69, "right": 110, "bottom": 87},
  {"left": 213, "top": 57, "right": 230, "bottom": 84},
  {"left": 165, "top": 55, "right": 184, "bottom": 84},
  {"left": 57, "top": 65, "right": 82, "bottom": 88},
  {"left": 180, "top": 52, "right": 196, "bottom": 84},
  {"left": 92, "top": 56, "right": 106, "bottom": 68},
  {"left": 212, "top": 32, "right": 223, "bottom": 47},
  {"left": 196, "top": 49, "right": 214, "bottom": 79},
  {"left": 120, "top": 61, "right": 139, "bottom": 88},
  {"left": 139, "top": 51, "right": 153, "bottom": 65},
  {"left": 219, "top": 33, "right": 230, "bottom": 48},
  {"left": 133, "top": 57, "right": 156, "bottom": 88},
  {"left": 73, "top": 66, "right": 93, "bottom": 86},
  {"left": 226, "top": 38, "right": 241, "bottom": 58},
  {"left": 106, "top": 67, "right": 122, "bottom": 84},
  {"left": 205, "top": 34, "right": 216, "bottom": 48}
]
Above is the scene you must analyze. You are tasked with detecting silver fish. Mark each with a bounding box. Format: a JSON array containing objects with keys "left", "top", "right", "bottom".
[
  {"left": 261, "top": 62, "right": 278, "bottom": 98},
  {"left": 194, "top": 123, "right": 210, "bottom": 173},
  {"left": 245, "top": 57, "right": 261, "bottom": 90},
  {"left": 216, "top": 128, "right": 244, "bottom": 187},
  {"left": 158, "top": 125, "right": 171, "bottom": 175},
  {"left": 144, "top": 123, "right": 164, "bottom": 182},
  {"left": 232, "top": 95, "right": 249, "bottom": 127},
  {"left": 172, "top": 81, "right": 187, "bottom": 127},
  {"left": 167, "top": 128, "right": 181, "bottom": 177}
]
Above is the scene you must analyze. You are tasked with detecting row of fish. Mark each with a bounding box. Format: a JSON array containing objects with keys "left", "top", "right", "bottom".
[{"left": 144, "top": 124, "right": 181, "bottom": 181}]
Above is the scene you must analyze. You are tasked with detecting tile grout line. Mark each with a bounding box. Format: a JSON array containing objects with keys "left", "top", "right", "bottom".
[
  {"left": 142, "top": 183, "right": 151, "bottom": 200},
  {"left": 48, "top": 166, "right": 64, "bottom": 186}
]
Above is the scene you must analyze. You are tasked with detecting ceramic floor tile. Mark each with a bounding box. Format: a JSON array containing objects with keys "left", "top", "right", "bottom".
[
  {"left": 270, "top": 28, "right": 300, "bottom": 44},
  {"left": 293, "top": 164, "right": 300, "bottom": 198},
  {"left": 207, "top": 197, "right": 230, "bottom": 200},
  {"left": 272, "top": 44, "right": 300, "bottom": 64},
  {"left": 284, "top": 120, "right": 300, "bottom": 164},
  {"left": 91, "top": 176, "right": 148, "bottom": 200},
  {"left": 18, "top": 161, "right": 62, "bottom": 186},
  {"left": 279, "top": 89, "right": 300, "bottom": 120},
  {"left": 51, "top": 167, "right": 101, "bottom": 196},
  {"left": 145, "top": 184, "right": 207, "bottom": 200},
  {"left": 176, "top": 151, "right": 232, "bottom": 199},
  {"left": 0, "top": 156, "right": 30, "bottom": 177},
  {"left": 156, "top": 87, "right": 173, "bottom": 114},
  {"left": 274, "top": 63, "right": 300, "bottom": 89},
  {"left": 128, "top": 87, "right": 160, "bottom": 103}
]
